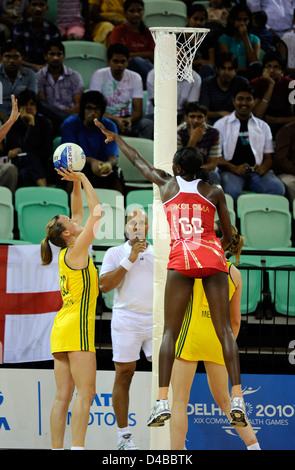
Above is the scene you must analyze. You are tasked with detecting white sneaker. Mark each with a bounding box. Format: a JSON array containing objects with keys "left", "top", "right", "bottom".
[
  {"left": 230, "top": 397, "right": 248, "bottom": 427},
  {"left": 117, "top": 433, "right": 139, "bottom": 450},
  {"left": 147, "top": 399, "right": 171, "bottom": 427}
]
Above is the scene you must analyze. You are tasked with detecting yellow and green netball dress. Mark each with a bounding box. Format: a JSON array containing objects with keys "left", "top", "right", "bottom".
[
  {"left": 176, "top": 262, "right": 236, "bottom": 365},
  {"left": 51, "top": 247, "right": 98, "bottom": 354}
]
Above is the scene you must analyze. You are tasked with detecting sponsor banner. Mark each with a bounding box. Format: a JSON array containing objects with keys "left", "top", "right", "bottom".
[
  {"left": 0, "top": 369, "right": 151, "bottom": 450},
  {"left": 186, "top": 372, "right": 295, "bottom": 450}
]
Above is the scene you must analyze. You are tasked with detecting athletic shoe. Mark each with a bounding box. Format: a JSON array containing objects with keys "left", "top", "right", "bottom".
[
  {"left": 230, "top": 396, "right": 248, "bottom": 427},
  {"left": 117, "top": 433, "right": 139, "bottom": 450},
  {"left": 147, "top": 399, "right": 171, "bottom": 427}
]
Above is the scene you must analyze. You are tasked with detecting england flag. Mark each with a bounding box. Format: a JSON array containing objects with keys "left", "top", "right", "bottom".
[{"left": 0, "top": 244, "right": 62, "bottom": 363}]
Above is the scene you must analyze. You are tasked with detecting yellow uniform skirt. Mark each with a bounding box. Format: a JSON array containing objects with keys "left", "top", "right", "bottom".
[
  {"left": 51, "top": 247, "right": 98, "bottom": 354},
  {"left": 175, "top": 262, "right": 236, "bottom": 365}
]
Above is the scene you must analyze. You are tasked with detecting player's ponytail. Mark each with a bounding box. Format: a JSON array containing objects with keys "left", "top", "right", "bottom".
[
  {"left": 40, "top": 215, "right": 67, "bottom": 265},
  {"left": 215, "top": 221, "right": 244, "bottom": 264}
]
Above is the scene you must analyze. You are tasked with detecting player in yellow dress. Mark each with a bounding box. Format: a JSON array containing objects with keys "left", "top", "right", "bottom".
[
  {"left": 171, "top": 223, "right": 261, "bottom": 450},
  {"left": 41, "top": 168, "right": 101, "bottom": 450}
]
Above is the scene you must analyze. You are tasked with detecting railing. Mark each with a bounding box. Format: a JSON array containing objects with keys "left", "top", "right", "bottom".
[{"left": 232, "top": 249, "right": 295, "bottom": 375}]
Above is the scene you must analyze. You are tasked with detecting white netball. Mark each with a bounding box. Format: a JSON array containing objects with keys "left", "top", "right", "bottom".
[{"left": 53, "top": 142, "right": 86, "bottom": 171}]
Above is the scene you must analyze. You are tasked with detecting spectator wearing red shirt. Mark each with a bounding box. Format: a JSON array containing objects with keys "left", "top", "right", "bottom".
[
  {"left": 109, "top": 0, "right": 154, "bottom": 88},
  {"left": 250, "top": 51, "right": 295, "bottom": 136}
]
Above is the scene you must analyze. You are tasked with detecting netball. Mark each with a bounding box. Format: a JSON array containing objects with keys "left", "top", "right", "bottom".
[{"left": 53, "top": 142, "right": 86, "bottom": 171}]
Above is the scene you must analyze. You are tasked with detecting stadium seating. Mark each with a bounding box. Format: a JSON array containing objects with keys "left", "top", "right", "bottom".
[
  {"left": 79, "top": 188, "right": 125, "bottom": 248},
  {"left": 237, "top": 194, "right": 292, "bottom": 249},
  {"left": 143, "top": 1, "right": 187, "bottom": 27},
  {"left": 15, "top": 187, "right": 70, "bottom": 244},
  {"left": 0, "top": 187, "right": 14, "bottom": 239},
  {"left": 237, "top": 255, "right": 263, "bottom": 315},
  {"left": 118, "top": 137, "right": 154, "bottom": 188},
  {"left": 62, "top": 41, "right": 107, "bottom": 89}
]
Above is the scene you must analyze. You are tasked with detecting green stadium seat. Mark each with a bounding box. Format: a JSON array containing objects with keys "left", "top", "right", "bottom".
[
  {"left": 62, "top": 41, "right": 107, "bottom": 89},
  {"left": 143, "top": 1, "right": 187, "bottom": 27},
  {"left": 15, "top": 187, "right": 70, "bottom": 244},
  {"left": 237, "top": 194, "right": 292, "bottom": 249},
  {"left": 0, "top": 187, "right": 14, "bottom": 239}
]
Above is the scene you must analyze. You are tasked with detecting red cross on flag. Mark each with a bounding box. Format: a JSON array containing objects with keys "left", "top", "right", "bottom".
[{"left": 0, "top": 244, "right": 62, "bottom": 363}]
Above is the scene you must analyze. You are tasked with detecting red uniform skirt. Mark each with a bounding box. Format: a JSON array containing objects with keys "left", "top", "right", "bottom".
[{"left": 167, "top": 237, "right": 228, "bottom": 278}]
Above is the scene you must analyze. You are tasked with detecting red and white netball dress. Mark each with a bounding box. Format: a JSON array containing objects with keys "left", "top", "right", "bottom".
[{"left": 163, "top": 176, "right": 228, "bottom": 278}]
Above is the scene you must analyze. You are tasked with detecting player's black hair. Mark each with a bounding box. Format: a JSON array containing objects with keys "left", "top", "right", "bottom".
[{"left": 173, "top": 146, "right": 210, "bottom": 182}]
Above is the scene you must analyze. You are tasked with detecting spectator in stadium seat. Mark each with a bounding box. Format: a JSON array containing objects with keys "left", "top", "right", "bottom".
[
  {"left": 274, "top": 121, "right": 295, "bottom": 206},
  {"left": 199, "top": 52, "right": 248, "bottom": 124},
  {"left": 0, "top": 40, "right": 37, "bottom": 123},
  {"left": 12, "top": 0, "right": 62, "bottom": 71},
  {"left": 109, "top": 0, "right": 154, "bottom": 88},
  {"left": 214, "top": 84, "right": 285, "bottom": 204},
  {"left": 89, "top": 42, "right": 153, "bottom": 140},
  {"left": 61, "top": 90, "right": 124, "bottom": 193}
]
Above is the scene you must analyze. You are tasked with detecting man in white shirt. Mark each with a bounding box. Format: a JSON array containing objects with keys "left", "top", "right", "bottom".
[
  {"left": 99, "top": 208, "right": 154, "bottom": 450},
  {"left": 247, "top": 0, "right": 294, "bottom": 37},
  {"left": 214, "top": 84, "right": 285, "bottom": 203},
  {"left": 89, "top": 42, "right": 153, "bottom": 139}
]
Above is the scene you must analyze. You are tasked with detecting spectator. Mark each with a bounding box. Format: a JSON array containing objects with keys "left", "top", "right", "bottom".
[
  {"left": 4, "top": 90, "right": 53, "bottom": 187},
  {"left": 250, "top": 10, "right": 277, "bottom": 53},
  {"left": 274, "top": 121, "right": 295, "bottom": 206},
  {"left": 214, "top": 84, "right": 285, "bottom": 204},
  {"left": 146, "top": 67, "right": 201, "bottom": 125},
  {"left": 177, "top": 102, "right": 221, "bottom": 184},
  {"left": 89, "top": 43, "right": 153, "bottom": 140},
  {"left": 99, "top": 208, "right": 153, "bottom": 450},
  {"left": 12, "top": 0, "right": 62, "bottom": 71},
  {"left": 89, "top": 0, "right": 125, "bottom": 47},
  {"left": 56, "top": 0, "right": 90, "bottom": 40},
  {"left": 250, "top": 51, "right": 295, "bottom": 137},
  {"left": 246, "top": 0, "right": 294, "bottom": 38},
  {"left": 0, "top": 94, "right": 19, "bottom": 193},
  {"left": 0, "top": 41, "right": 37, "bottom": 123},
  {"left": 37, "top": 39, "right": 84, "bottom": 136},
  {"left": 199, "top": 52, "right": 248, "bottom": 124},
  {"left": 179, "top": 2, "right": 217, "bottom": 79},
  {"left": 109, "top": 0, "right": 154, "bottom": 88},
  {"left": 217, "top": 3, "right": 261, "bottom": 79},
  {"left": 61, "top": 90, "right": 124, "bottom": 193},
  {"left": 207, "top": 0, "right": 231, "bottom": 27},
  {"left": 0, "top": 0, "right": 28, "bottom": 39}
]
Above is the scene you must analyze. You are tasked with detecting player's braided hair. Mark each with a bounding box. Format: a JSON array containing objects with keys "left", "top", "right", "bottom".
[{"left": 173, "top": 146, "right": 210, "bottom": 182}]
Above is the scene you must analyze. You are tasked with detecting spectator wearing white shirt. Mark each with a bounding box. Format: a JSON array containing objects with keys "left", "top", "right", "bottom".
[
  {"left": 146, "top": 67, "right": 202, "bottom": 124},
  {"left": 246, "top": 0, "right": 294, "bottom": 37},
  {"left": 214, "top": 84, "right": 285, "bottom": 203},
  {"left": 99, "top": 208, "right": 154, "bottom": 450},
  {"left": 37, "top": 40, "right": 84, "bottom": 136},
  {"left": 89, "top": 42, "right": 153, "bottom": 139}
]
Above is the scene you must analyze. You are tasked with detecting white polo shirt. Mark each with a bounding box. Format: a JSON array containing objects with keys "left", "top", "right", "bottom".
[
  {"left": 214, "top": 111, "right": 274, "bottom": 165},
  {"left": 100, "top": 241, "right": 154, "bottom": 315}
]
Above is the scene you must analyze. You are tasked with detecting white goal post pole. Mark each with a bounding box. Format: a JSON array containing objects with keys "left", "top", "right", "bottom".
[{"left": 150, "top": 31, "right": 177, "bottom": 451}]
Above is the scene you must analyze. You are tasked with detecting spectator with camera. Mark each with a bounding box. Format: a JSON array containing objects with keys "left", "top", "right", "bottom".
[{"left": 214, "top": 84, "right": 285, "bottom": 204}]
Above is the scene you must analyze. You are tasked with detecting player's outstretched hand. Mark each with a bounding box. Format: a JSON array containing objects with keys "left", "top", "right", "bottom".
[{"left": 94, "top": 118, "right": 116, "bottom": 143}]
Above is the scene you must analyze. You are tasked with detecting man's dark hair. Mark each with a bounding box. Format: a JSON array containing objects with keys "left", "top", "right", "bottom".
[
  {"left": 0, "top": 40, "right": 24, "bottom": 56},
  {"left": 233, "top": 83, "right": 255, "bottom": 99},
  {"left": 184, "top": 102, "right": 208, "bottom": 116},
  {"left": 44, "top": 39, "right": 65, "bottom": 54},
  {"left": 215, "top": 52, "right": 238, "bottom": 70},
  {"left": 262, "top": 50, "right": 287, "bottom": 70},
  {"left": 79, "top": 91, "right": 107, "bottom": 120},
  {"left": 107, "top": 43, "right": 130, "bottom": 60}
]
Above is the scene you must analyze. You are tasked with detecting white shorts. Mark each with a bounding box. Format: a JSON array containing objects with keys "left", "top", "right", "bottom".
[{"left": 111, "top": 308, "right": 153, "bottom": 363}]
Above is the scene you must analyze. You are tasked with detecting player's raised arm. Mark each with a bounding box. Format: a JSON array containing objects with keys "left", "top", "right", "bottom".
[{"left": 94, "top": 119, "right": 168, "bottom": 186}]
